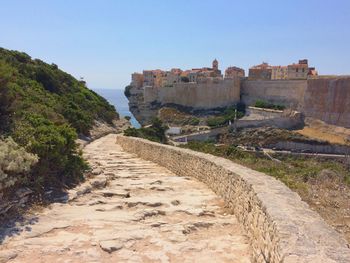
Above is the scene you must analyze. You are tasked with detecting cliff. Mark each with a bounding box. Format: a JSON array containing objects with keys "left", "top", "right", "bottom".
[{"left": 126, "top": 78, "right": 241, "bottom": 125}]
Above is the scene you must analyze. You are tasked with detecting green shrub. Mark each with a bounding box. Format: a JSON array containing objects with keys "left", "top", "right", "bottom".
[
  {"left": 188, "top": 117, "right": 200, "bottom": 126},
  {"left": 0, "top": 47, "right": 117, "bottom": 192},
  {"left": 124, "top": 118, "right": 168, "bottom": 143},
  {"left": 206, "top": 116, "right": 227, "bottom": 127},
  {"left": 254, "top": 99, "right": 285, "bottom": 110},
  {"left": 0, "top": 137, "right": 38, "bottom": 191},
  {"left": 12, "top": 114, "right": 88, "bottom": 188}
]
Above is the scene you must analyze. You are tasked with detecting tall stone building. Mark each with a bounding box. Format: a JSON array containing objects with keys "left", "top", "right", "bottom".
[
  {"left": 248, "top": 63, "right": 272, "bottom": 80},
  {"left": 131, "top": 73, "right": 144, "bottom": 88},
  {"left": 287, "top": 59, "right": 309, "bottom": 79},
  {"left": 225, "top": 66, "right": 245, "bottom": 78},
  {"left": 249, "top": 59, "right": 316, "bottom": 80},
  {"left": 271, "top": 66, "right": 288, "bottom": 80},
  {"left": 212, "top": 59, "right": 219, "bottom": 71}
]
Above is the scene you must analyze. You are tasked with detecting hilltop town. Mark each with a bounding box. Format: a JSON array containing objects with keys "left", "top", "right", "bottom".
[
  {"left": 130, "top": 59, "right": 318, "bottom": 89},
  {"left": 126, "top": 58, "right": 350, "bottom": 130}
]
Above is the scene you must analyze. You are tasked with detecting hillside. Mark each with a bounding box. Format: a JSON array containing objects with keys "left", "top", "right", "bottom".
[{"left": 0, "top": 47, "right": 120, "bottom": 201}]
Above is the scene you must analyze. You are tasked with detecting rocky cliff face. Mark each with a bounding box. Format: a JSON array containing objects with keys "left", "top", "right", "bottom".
[
  {"left": 125, "top": 78, "right": 241, "bottom": 126},
  {"left": 302, "top": 78, "right": 350, "bottom": 128},
  {"left": 125, "top": 85, "right": 160, "bottom": 125}
]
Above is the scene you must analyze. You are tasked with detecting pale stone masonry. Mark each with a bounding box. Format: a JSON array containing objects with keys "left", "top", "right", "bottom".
[
  {"left": 0, "top": 134, "right": 252, "bottom": 262},
  {"left": 116, "top": 135, "right": 350, "bottom": 263}
]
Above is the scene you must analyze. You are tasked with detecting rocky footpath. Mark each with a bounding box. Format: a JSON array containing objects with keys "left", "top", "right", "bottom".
[
  {"left": 0, "top": 118, "right": 130, "bottom": 222},
  {"left": 0, "top": 134, "right": 251, "bottom": 263}
]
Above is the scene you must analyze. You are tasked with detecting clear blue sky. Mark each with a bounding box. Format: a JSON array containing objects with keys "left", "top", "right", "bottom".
[{"left": 1, "top": 0, "right": 349, "bottom": 89}]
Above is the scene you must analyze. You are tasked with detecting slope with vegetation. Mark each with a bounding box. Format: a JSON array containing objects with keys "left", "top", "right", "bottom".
[
  {"left": 181, "top": 140, "right": 350, "bottom": 242},
  {"left": 124, "top": 118, "right": 168, "bottom": 143},
  {"left": 0, "top": 47, "right": 119, "bottom": 199}
]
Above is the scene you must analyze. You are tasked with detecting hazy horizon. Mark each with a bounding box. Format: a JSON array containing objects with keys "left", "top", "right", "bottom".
[{"left": 1, "top": 0, "right": 349, "bottom": 90}]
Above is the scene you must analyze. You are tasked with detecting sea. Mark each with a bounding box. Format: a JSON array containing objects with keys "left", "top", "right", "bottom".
[{"left": 92, "top": 88, "right": 141, "bottom": 128}]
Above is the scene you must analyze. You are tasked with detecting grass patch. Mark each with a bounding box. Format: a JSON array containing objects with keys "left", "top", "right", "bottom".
[{"left": 181, "top": 141, "right": 350, "bottom": 193}]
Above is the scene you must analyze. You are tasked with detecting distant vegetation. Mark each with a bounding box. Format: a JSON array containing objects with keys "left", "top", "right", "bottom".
[
  {"left": 0, "top": 47, "right": 118, "bottom": 194},
  {"left": 124, "top": 118, "right": 168, "bottom": 143},
  {"left": 206, "top": 104, "right": 245, "bottom": 128},
  {"left": 182, "top": 141, "right": 350, "bottom": 191},
  {"left": 254, "top": 99, "right": 286, "bottom": 110}
]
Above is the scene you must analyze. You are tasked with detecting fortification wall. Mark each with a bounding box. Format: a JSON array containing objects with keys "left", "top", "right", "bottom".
[
  {"left": 268, "top": 141, "right": 350, "bottom": 155},
  {"left": 116, "top": 135, "right": 350, "bottom": 263},
  {"left": 157, "top": 78, "right": 240, "bottom": 109},
  {"left": 302, "top": 78, "right": 350, "bottom": 128},
  {"left": 241, "top": 80, "right": 307, "bottom": 108},
  {"left": 235, "top": 112, "right": 303, "bottom": 130}
]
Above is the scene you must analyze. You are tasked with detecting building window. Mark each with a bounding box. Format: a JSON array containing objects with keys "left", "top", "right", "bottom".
[{"left": 296, "top": 68, "right": 298, "bottom": 73}]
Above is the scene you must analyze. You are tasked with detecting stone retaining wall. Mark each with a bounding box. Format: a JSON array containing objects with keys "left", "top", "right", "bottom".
[{"left": 116, "top": 135, "right": 350, "bottom": 263}]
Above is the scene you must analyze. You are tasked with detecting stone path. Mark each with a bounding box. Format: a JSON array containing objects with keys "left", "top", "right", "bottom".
[{"left": 0, "top": 134, "right": 251, "bottom": 263}]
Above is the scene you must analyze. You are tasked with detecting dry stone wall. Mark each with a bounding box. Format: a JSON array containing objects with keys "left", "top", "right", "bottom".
[{"left": 116, "top": 135, "right": 350, "bottom": 263}]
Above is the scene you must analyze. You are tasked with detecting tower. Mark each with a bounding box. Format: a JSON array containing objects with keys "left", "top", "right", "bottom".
[{"left": 212, "top": 59, "right": 218, "bottom": 71}]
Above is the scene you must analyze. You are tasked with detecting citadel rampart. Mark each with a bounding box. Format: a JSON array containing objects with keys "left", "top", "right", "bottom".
[
  {"left": 302, "top": 78, "right": 350, "bottom": 128},
  {"left": 128, "top": 75, "right": 350, "bottom": 128},
  {"left": 241, "top": 79, "right": 307, "bottom": 108},
  {"left": 241, "top": 78, "right": 350, "bottom": 128},
  {"left": 144, "top": 78, "right": 240, "bottom": 109},
  {"left": 116, "top": 135, "right": 350, "bottom": 263}
]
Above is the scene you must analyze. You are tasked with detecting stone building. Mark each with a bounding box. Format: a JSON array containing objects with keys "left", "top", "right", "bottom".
[
  {"left": 248, "top": 63, "right": 272, "bottom": 80},
  {"left": 165, "top": 68, "right": 182, "bottom": 86},
  {"left": 143, "top": 70, "right": 165, "bottom": 88},
  {"left": 249, "top": 59, "right": 316, "bottom": 80},
  {"left": 131, "top": 73, "right": 144, "bottom": 88},
  {"left": 287, "top": 60, "right": 309, "bottom": 79},
  {"left": 225, "top": 66, "right": 245, "bottom": 78},
  {"left": 308, "top": 67, "right": 318, "bottom": 78},
  {"left": 271, "top": 66, "right": 288, "bottom": 80}
]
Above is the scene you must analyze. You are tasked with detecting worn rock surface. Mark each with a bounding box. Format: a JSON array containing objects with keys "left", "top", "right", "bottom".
[
  {"left": 117, "top": 134, "right": 350, "bottom": 263},
  {"left": 0, "top": 134, "right": 251, "bottom": 263}
]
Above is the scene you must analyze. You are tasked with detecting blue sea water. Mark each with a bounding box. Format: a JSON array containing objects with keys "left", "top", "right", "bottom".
[{"left": 92, "top": 88, "right": 140, "bottom": 128}]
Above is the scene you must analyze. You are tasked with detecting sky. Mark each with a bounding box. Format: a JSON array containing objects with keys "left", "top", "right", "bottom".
[{"left": 0, "top": 0, "right": 349, "bottom": 89}]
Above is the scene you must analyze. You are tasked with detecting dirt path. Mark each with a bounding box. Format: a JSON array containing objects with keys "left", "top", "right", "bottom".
[{"left": 0, "top": 134, "right": 251, "bottom": 263}]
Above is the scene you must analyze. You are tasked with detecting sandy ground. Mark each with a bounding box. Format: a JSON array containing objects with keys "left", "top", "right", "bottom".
[{"left": 0, "top": 134, "right": 251, "bottom": 263}]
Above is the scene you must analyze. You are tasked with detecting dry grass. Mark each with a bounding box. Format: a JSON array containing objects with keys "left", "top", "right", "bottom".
[
  {"left": 182, "top": 141, "right": 350, "bottom": 243},
  {"left": 295, "top": 127, "right": 349, "bottom": 145}
]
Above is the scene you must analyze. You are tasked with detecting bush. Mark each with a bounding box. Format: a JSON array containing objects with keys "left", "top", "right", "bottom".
[
  {"left": 254, "top": 100, "right": 285, "bottom": 110},
  {"left": 188, "top": 117, "right": 200, "bottom": 126},
  {"left": 12, "top": 114, "right": 88, "bottom": 188},
  {"left": 124, "top": 118, "right": 168, "bottom": 143},
  {"left": 0, "top": 137, "right": 38, "bottom": 191},
  {"left": 124, "top": 116, "right": 131, "bottom": 121},
  {"left": 0, "top": 47, "right": 115, "bottom": 192},
  {"left": 207, "top": 116, "right": 227, "bottom": 127}
]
